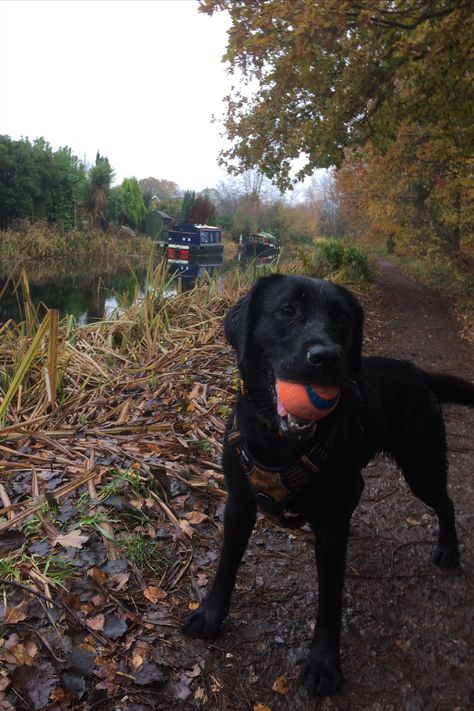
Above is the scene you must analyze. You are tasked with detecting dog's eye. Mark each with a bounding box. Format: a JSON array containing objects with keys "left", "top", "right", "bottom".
[{"left": 279, "top": 304, "right": 296, "bottom": 317}]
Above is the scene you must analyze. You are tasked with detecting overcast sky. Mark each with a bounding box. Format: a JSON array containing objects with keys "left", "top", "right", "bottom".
[{"left": 0, "top": 0, "right": 234, "bottom": 191}]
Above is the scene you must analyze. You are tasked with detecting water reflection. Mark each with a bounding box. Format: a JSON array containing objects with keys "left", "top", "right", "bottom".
[
  {"left": 0, "top": 260, "right": 147, "bottom": 325},
  {"left": 167, "top": 253, "right": 224, "bottom": 292},
  {"left": 0, "top": 248, "right": 280, "bottom": 324}
]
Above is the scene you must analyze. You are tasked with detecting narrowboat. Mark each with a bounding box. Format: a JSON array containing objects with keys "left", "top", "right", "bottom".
[
  {"left": 166, "top": 223, "right": 224, "bottom": 264},
  {"left": 241, "top": 231, "right": 280, "bottom": 258}
]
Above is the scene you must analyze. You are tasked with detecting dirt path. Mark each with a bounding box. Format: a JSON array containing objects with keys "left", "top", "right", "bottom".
[{"left": 175, "top": 260, "right": 474, "bottom": 711}]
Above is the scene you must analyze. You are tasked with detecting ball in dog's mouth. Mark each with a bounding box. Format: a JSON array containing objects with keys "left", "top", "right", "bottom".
[{"left": 276, "top": 380, "right": 341, "bottom": 428}]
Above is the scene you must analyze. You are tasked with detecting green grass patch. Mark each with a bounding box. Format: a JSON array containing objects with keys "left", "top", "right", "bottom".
[{"left": 117, "top": 532, "right": 170, "bottom": 575}]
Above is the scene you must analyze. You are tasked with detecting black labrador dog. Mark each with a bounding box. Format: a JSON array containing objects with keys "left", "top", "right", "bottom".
[{"left": 184, "top": 274, "right": 474, "bottom": 697}]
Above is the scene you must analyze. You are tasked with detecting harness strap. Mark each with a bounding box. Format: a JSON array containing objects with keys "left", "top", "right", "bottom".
[{"left": 227, "top": 414, "right": 340, "bottom": 528}]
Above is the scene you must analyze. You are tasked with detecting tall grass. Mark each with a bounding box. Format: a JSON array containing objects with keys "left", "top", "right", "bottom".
[{"left": 0, "top": 222, "right": 155, "bottom": 262}]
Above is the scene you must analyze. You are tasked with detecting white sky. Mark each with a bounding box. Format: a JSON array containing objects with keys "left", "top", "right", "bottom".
[{"left": 0, "top": 0, "right": 234, "bottom": 191}]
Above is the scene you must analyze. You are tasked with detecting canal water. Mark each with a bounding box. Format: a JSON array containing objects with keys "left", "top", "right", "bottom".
[{"left": 0, "top": 250, "right": 278, "bottom": 325}]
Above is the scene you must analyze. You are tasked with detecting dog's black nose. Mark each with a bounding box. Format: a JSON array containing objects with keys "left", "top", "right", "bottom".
[{"left": 307, "top": 345, "right": 341, "bottom": 369}]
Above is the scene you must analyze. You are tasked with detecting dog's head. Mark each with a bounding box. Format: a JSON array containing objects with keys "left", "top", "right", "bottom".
[{"left": 225, "top": 274, "right": 363, "bottom": 437}]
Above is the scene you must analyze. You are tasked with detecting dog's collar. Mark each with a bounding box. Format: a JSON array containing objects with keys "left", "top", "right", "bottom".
[{"left": 227, "top": 413, "right": 341, "bottom": 528}]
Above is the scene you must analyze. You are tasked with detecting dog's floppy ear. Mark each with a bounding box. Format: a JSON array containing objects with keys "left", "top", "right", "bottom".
[
  {"left": 224, "top": 292, "right": 251, "bottom": 360},
  {"left": 224, "top": 274, "right": 285, "bottom": 370}
]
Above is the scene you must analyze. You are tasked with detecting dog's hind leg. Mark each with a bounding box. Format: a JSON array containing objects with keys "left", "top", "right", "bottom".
[
  {"left": 183, "top": 445, "right": 257, "bottom": 639},
  {"left": 394, "top": 422, "right": 460, "bottom": 568},
  {"left": 404, "top": 466, "right": 460, "bottom": 568}
]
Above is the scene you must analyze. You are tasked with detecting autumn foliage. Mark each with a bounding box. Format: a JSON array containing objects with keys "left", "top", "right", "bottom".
[{"left": 201, "top": 0, "right": 473, "bottom": 256}]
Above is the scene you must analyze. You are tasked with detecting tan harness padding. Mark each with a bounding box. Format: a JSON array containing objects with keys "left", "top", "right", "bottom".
[{"left": 227, "top": 415, "right": 340, "bottom": 528}]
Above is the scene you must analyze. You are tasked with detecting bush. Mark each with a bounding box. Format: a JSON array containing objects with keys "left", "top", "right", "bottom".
[{"left": 291, "top": 239, "right": 375, "bottom": 286}]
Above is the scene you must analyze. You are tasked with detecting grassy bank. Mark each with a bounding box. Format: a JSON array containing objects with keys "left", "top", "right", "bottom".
[{"left": 0, "top": 222, "right": 155, "bottom": 262}]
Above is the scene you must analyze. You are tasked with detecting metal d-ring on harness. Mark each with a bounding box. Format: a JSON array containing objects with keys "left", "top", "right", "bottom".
[{"left": 227, "top": 413, "right": 341, "bottom": 528}]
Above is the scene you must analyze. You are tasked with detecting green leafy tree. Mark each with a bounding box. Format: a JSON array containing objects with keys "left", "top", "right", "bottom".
[
  {"left": 0, "top": 135, "right": 85, "bottom": 229},
  {"left": 120, "top": 177, "right": 146, "bottom": 230},
  {"left": 106, "top": 186, "right": 125, "bottom": 226},
  {"left": 48, "top": 146, "right": 86, "bottom": 229},
  {"left": 201, "top": 0, "right": 473, "bottom": 189}
]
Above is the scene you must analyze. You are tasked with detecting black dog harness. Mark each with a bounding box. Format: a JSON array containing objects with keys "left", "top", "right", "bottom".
[{"left": 227, "top": 414, "right": 341, "bottom": 528}]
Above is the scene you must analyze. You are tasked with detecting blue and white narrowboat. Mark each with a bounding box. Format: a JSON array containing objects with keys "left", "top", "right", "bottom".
[{"left": 166, "top": 223, "right": 224, "bottom": 265}]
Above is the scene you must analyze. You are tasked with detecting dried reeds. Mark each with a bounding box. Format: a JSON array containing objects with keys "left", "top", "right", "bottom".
[{"left": 0, "top": 265, "right": 237, "bottom": 554}]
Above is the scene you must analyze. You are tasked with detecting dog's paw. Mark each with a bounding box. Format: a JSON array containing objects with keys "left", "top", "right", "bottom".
[
  {"left": 182, "top": 602, "right": 227, "bottom": 639},
  {"left": 433, "top": 543, "right": 460, "bottom": 569},
  {"left": 300, "top": 652, "right": 343, "bottom": 697}
]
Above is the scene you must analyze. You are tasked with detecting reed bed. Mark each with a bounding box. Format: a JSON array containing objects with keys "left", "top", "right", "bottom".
[{"left": 0, "top": 265, "right": 237, "bottom": 595}]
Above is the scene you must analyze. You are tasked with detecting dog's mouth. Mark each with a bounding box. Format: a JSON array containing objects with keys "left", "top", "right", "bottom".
[
  {"left": 276, "top": 399, "right": 319, "bottom": 439},
  {"left": 269, "top": 374, "right": 319, "bottom": 440}
]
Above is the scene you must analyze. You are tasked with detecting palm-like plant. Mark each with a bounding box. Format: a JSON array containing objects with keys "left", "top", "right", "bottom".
[{"left": 82, "top": 156, "right": 115, "bottom": 228}]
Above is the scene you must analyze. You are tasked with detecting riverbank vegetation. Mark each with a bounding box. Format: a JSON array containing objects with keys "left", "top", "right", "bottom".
[{"left": 0, "top": 222, "right": 155, "bottom": 263}]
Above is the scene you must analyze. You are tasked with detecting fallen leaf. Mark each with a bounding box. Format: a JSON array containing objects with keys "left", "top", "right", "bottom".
[
  {"left": 185, "top": 511, "right": 209, "bottom": 525},
  {"left": 0, "top": 641, "right": 37, "bottom": 666},
  {"left": 2, "top": 601, "right": 29, "bottom": 625},
  {"left": 94, "top": 657, "right": 118, "bottom": 694},
  {"left": 188, "top": 383, "right": 202, "bottom": 401},
  {"left": 87, "top": 567, "right": 108, "bottom": 586},
  {"left": 253, "top": 705, "right": 272, "bottom": 711},
  {"left": 272, "top": 675, "right": 289, "bottom": 695},
  {"left": 87, "top": 613, "right": 105, "bottom": 631},
  {"left": 12, "top": 664, "right": 56, "bottom": 710},
  {"left": 178, "top": 519, "right": 193, "bottom": 538},
  {"left": 143, "top": 586, "right": 167, "bottom": 603},
  {"left": 103, "top": 614, "right": 127, "bottom": 640},
  {"left": 131, "top": 653, "right": 144, "bottom": 670},
  {"left": 53, "top": 530, "right": 89, "bottom": 549},
  {"left": 184, "top": 663, "right": 202, "bottom": 679},
  {"left": 110, "top": 571, "right": 130, "bottom": 591},
  {"left": 405, "top": 517, "right": 420, "bottom": 526},
  {"left": 134, "top": 661, "right": 164, "bottom": 686}
]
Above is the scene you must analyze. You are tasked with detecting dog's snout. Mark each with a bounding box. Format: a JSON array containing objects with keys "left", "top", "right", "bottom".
[{"left": 307, "top": 345, "right": 342, "bottom": 369}]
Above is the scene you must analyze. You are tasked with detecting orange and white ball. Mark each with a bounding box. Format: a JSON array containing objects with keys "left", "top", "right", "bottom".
[{"left": 276, "top": 380, "right": 340, "bottom": 421}]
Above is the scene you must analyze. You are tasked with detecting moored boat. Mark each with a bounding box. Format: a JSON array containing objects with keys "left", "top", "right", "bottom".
[
  {"left": 240, "top": 231, "right": 280, "bottom": 258},
  {"left": 166, "top": 223, "right": 224, "bottom": 263}
]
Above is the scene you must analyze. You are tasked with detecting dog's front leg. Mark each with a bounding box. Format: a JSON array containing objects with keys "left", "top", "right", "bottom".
[
  {"left": 183, "top": 447, "right": 257, "bottom": 639},
  {"left": 300, "top": 516, "right": 351, "bottom": 697}
]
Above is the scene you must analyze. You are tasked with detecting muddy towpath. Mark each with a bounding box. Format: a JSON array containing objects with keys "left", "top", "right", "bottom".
[{"left": 175, "top": 261, "right": 474, "bottom": 711}]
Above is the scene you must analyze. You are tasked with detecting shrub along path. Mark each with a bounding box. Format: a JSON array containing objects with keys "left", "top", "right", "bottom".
[{"left": 0, "top": 261, "right": 473, "bottom": 710}]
